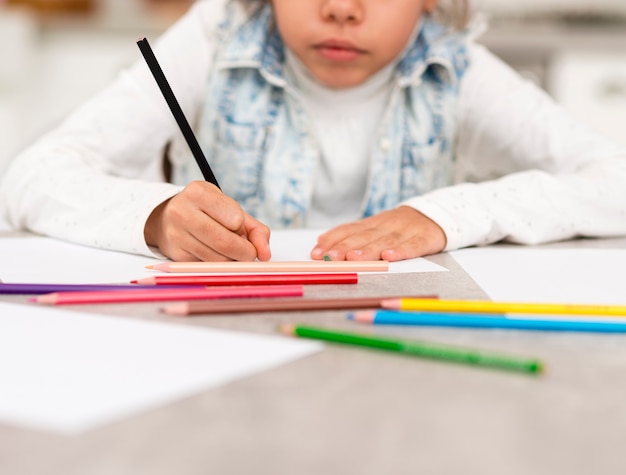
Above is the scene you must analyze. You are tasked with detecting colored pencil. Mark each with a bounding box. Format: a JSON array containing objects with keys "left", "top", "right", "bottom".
[
  {"left": 382, "top": 298, "right": 626, "bottom": 317},
  {"left": 132, "top": 273, "right": 358, "bottom": 286},
  {"left": 162, "top": 294, "right": 437, "bottom": 316},
  {"left": 31, "top": 285, "right": 304, "bottom": 305},
  {"left": 280, "top": 324, "right": 543, "bottom": 375},
  {"left": 147, "top": 261, "right": 389, "bottom": 273},
  {"left": 137, "top": 37, "right": 220, "bottom": 188},
  {"left": 0, "top": 283, "right": 202, "bottom": 295},
  {"left": 350, "top": 310, "right": 626, "bottom": 333}
]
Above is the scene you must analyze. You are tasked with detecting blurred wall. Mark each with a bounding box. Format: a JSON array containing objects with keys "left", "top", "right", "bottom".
[
  {"left": 476, "top": 0, "right": 626, "bottom": 148},
  {"left": 1, "top": 0, "right": 625, "bottom": 176},
  {"left": 0, "top": 0, "right": 192, "bottom": 173}
]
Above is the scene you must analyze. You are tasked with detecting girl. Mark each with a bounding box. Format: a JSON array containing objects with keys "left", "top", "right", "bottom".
[{"left": 1, "top": 0, "right": 625, "bottom": 262}]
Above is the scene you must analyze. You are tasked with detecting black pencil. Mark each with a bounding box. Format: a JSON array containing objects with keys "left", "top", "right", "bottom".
[{"left": 136, "top": 37, "right": 220, "bottom": 189}]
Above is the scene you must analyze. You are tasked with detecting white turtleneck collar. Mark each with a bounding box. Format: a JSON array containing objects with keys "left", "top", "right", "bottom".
[{"left": 283, "top": 20, "right": 422, "bottom": 228}]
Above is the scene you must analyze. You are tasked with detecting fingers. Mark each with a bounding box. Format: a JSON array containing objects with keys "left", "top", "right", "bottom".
[
  {"left": 184, "top": 181, "right": 245, "bottom": 232},
  {"left": 314, "top": 228, "right": 414, "bottom": 261},
  {"left": 146, "top": 181, "right": 271, "bottom": 262},
  {"left": 246, "top": 218, "right": 272, "bottom": 261},
  {"left": 311, "top": 222, "right": 379, "bottom": 261},
  {"left": 310, "top": 207, "right": 447, "bottom": 262},
  {"left": 179, "top": 217, "right": 261, "bottom": 262},
  {"left": 310, "top": 221, "right": 365, "bottom": 260}
]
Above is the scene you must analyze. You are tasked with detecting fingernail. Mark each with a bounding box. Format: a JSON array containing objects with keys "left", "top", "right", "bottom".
[
  {"left": 381, "top": 249, "right": 394, "bottom": 259},
  {"left": 326, "top": 250, "right": 339, "bottom": 260},
  {"left": 311, "top": 247, "right": 323, "bottom": 258}
]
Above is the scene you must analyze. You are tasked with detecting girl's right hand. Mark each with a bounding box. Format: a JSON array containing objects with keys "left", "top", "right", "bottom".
[{"left": 144, "top": 181, "right": 271, "bottom": 262}]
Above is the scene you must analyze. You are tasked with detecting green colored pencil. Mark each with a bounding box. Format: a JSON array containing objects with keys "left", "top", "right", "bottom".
[{"left": 280, "top": 324, "right": 544, "bottom": 375}]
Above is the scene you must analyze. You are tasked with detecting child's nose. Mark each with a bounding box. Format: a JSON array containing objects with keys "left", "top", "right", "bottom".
[{"left": 321, "top": 0, "right": 364, "bottom": 24}]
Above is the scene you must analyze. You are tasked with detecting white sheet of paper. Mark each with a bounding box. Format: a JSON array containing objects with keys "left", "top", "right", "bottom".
[
  {"left": 0, "top": 302, "right": 321, "bottom": 435},
  {"left": 0, "top": 231, "right": 446, "bottom": 283},
  {"left": 0, "top": 237, "right": 163, "bottom": 283},
  {"left": 450, "top": 247, "right": 626, "bottom": 305}
]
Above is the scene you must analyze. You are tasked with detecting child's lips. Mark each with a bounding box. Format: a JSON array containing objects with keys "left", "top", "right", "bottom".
[{"left": 313, "top": 39, "right": 366, "bottom": 62}]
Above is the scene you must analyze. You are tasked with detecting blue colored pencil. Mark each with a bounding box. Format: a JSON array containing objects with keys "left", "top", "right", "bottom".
[{"left": 349, "top": 310, "right": 626, "bottom": 333}]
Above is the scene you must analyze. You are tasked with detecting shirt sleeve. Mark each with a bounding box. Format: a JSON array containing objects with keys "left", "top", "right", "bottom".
[
  {"left": 0, "top": 0, "right": 226, "bottom": 257},
  {"left": 402, "top": 42, "right": 626, "bottom": 251}
]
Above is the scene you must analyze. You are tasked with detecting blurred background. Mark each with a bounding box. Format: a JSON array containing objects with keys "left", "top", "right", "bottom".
[{"left": 0, "top": 0, "right": 626, "bottom": 175}]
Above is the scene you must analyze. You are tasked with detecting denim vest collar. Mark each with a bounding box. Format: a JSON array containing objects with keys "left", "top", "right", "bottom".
[{"left": 216, "top": 5, "right": 287, "bottom": 88}]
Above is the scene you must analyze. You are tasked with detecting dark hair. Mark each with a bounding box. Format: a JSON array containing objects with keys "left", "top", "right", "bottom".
[
  {"left": 434, "top": 0, "right": 471, "bottom": 30},
  {"left": 240, "top": 0, "right": 471, "bottom": 31},
  {"left": 433, "top": 0, "right": 471, "bottom": 30}
]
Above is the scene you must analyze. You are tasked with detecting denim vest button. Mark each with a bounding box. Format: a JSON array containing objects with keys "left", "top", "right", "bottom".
[{"left": 380, "top": 138, "right": 391, "bottom": 151}]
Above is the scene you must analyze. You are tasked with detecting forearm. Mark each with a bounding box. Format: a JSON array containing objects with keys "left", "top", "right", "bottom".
[
  {"left": 404, "top": 155, "right": 626, "bottom": 250},
  {"left": 0, "top": 145, "right": 182, "bottom": 256}
]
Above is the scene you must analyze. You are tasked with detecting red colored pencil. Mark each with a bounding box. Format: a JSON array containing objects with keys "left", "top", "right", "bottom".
[
  {"left": 131, "top": 273, "right": 358, "bottom": 286},
  {"left": 31, "top": 285, "right": 304, "bottom": 305}
]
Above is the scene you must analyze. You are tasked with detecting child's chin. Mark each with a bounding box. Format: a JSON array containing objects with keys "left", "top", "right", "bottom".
[{"left": 314, "top": 72, "right": 371, "bottom": 90}]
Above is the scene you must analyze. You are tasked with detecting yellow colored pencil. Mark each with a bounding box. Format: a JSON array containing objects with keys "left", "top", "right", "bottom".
[{"left": 381, "top": 298, "right": 626, "bottom": 317}]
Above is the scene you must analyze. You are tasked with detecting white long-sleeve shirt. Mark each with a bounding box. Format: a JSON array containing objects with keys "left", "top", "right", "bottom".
[{"left": 1, "top": 0, "right": 625, "bottom": 257}]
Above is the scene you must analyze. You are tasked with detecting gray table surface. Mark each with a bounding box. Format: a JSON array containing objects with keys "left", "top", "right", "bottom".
[{"left": 2, "top": 234, "right": 626, "bottom": 475}]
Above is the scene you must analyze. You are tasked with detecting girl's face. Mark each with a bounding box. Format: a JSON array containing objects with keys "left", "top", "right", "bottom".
[{"left": 272, "top": 0, "right": 438, "bottom": 89}]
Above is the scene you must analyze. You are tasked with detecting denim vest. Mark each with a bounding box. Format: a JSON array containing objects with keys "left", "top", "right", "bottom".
[{"left": 184, "top": 2, "right": 470, "bottom": 228}]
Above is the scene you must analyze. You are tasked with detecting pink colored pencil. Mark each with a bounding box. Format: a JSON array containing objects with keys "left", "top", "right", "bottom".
[
  {"left": 131, "top": 273, "right": 358, "bottom": 286},
  {"left": 146, "top": 260, "right": 389, "bottom": 273},
  {"left": 31, "top": 285, "right": 304, "bottom": 305}
]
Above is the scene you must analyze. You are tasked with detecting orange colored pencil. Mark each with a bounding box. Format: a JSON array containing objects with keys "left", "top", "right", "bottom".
[
  {"left": 31, "top": 285, "right": 304, "bottom": 305},
  {"left": 146, "top": 261, "right": 389, "bottom": 273},
  {"left": 132, "top": 273, "right": 358, "bottom": 286}
]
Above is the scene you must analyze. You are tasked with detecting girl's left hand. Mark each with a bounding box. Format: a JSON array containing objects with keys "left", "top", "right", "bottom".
[{"left": 310, "top": 206, "right": 447, "bottom": 262}]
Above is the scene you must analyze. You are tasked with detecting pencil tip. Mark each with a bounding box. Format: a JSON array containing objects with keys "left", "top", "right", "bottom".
[
  {"left": 32, "top": 294, "right": 55, "bottom": 305},
  {"left": 350, "top": 310, "right": 375, "bottom": 323},
  {"left": 279, "top": 324, "right": 295, "bottom": 336},
  {"left": 380, "top": 298, "right": 401, "bottom": 309},
  {"left": 146, "top": 263, "right": 169, "bottom": 271},
  {"left": 161, "top": 303, "right": 187, "bottom": 316}
]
